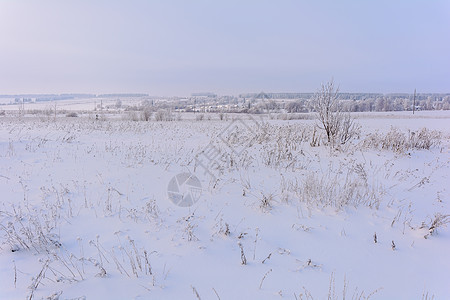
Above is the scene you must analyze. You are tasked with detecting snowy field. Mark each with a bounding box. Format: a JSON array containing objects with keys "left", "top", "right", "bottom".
[{"left": 0, "top": 111, "right": 449, "bottom": 299}]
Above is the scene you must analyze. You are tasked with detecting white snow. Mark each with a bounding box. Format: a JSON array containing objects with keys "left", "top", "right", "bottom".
[{"left": 0, "top": 111, "right": 449, "bottom": 299}]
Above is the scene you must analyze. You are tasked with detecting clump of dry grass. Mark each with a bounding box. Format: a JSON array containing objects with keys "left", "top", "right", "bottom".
[
  {"left": 289, "top": 168, "right": 383, "bottom": 210},
  {"left": 238, "top": 241, "right": 247, "bottom": 265},
  {"left": 362, "top": 127, "right": 441, "bottom": 152},
  {"left": 295, "top": 272, "right": 382, "bottom": 300},
  {"left": 424, "top": 213, "right": 450, "bottom": 238}
]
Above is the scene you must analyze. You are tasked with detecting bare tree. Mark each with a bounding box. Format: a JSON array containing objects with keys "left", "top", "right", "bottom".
[
  {"left": 313, "top": 80, "right": 341, "bottom": 144},
  {"left": 337, "top": 111, "right": 359, "bottom": 145},
  {"left": 115, "top": 99, "right": 122, "bottom": 109},
  {"left": 142, "top": 106, "right": 152, "bottom": 121},
  {"left": 313, "top": 80, "right": 358, "bottom": 146}
]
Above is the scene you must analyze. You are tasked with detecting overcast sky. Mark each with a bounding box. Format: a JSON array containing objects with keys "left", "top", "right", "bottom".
[{"left": 1, "top": 0, "right": 449, "bottom": 96}]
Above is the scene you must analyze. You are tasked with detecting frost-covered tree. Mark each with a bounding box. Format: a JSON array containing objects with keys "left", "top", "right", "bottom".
[
  {"left": 312, "top": 80, "right": 359, "bottom": 145},
  {"left": 115, "top": 99, "right": 122, "bottom": 109}
]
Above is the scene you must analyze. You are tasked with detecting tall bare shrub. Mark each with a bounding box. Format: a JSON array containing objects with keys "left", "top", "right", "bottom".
[{"left": 313, "top": 80, "right": 359, "bottom": 146}]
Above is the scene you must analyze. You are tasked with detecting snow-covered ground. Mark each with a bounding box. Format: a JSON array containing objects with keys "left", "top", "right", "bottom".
[{"left": 0, "top": 111, "right": 449, "bottom": 299}]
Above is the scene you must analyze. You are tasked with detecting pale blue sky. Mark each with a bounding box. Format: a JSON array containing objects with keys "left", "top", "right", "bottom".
[{"left": 1, "top": 0, "right": 449, "bottom": 95}]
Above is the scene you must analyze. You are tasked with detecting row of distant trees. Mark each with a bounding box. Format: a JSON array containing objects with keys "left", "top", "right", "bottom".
[
  {"left": 111, "top": 94, "right": 450, "bottom": 116},
  {"left": 224, "top": 96, "right": 450, "bottom": 114},
  {"left": 286, "top": 95, "right": 450, "bottom": 113}
]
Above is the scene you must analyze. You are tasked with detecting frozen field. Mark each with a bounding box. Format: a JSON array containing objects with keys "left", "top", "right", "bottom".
[{"left": 0, "top": 111, "right": 449, "bottom": 299}]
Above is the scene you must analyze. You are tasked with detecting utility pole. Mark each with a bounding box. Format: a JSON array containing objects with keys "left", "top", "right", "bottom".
[{"left": 413, "top": 89, "right": 416, "bottom": 115}]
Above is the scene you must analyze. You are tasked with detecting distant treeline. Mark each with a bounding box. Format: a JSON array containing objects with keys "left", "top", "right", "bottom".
[
  {"left": 0, "top": 93, "right": 148, "bottom": 99},
  {"left": 0, "top": 93, "right": 149, "bottom": 102},
  {"left": 239, "top": 92, "right": 450, "bottom": 101},
  {"left": 97, "top": 94, "right": 148, "bottom": 98},
  {"left": 0, "top": 94, "right": 95, "bottom": 99}
]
